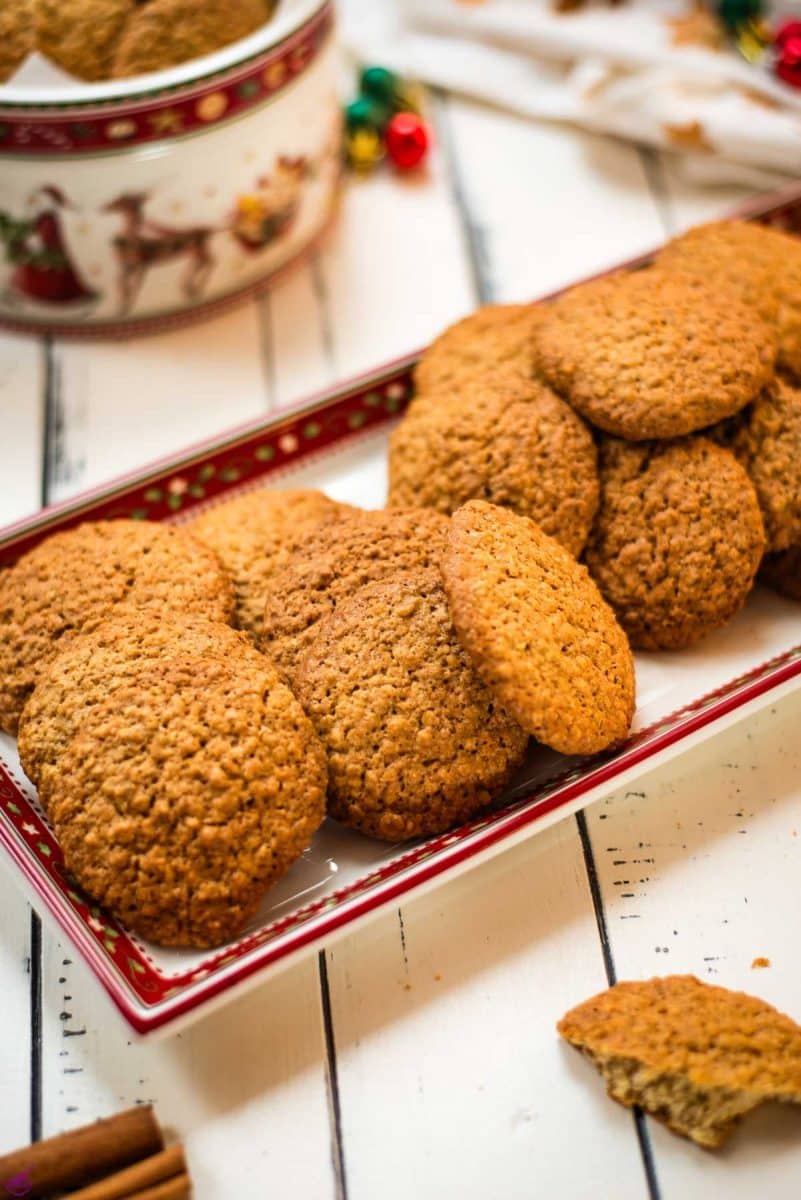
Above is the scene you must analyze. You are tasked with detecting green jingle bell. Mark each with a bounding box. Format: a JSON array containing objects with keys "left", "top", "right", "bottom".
[
  {"left": 718, "top": 0, "right": 763, "bottom": 34},
  {"left": 345, "top": 96, "right": 391, "bottom": 134},
  {"left": 359, "top": 65, "right": 400, "bottom": 107}
]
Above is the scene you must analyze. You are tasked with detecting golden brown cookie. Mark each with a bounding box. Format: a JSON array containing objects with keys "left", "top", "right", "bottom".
[
  {"left": 262, "top": 507, "right": 450, "bottom": 682},
  {"left": 711, "top": 377, "right": 801, "bottom": 553},
  {"left": 36, "top": 0, "right": 135, "bottom": 82},
  {"left": 534, "top": 267, "right": 776, "bottom": 440},
  {"left": 50, "top": 656, "right": 327, "bottom": 948},
  {"left": 442, "top": 500, "right": 635, "bottom": 755},
  {"left": 388, "top": 376, "right": 599, "bottom": 556},
  {"left": 414, "top": 304, "right": 544, "bottom": 395},
  {"left": 112, "top": 0, "right": 267, "bottom": 77},
  {"left": 0, "top": 0, "right": 35, "bottom": 82},
  {"left": 584, "top": 437, "right": 765, "bottom": 650},
  {"left": 659, "top": 219, "right": 801, "bottom": 379},
  {"left": 0, "top": 519, "right": 233, "bottom": 735},
  {"left": 18, "top": 610, "right": 262, "bottom": 805},
  {"left": 558, "top": 975, "right": 801, "bottom": 1148},
  {"left": 190, "top": 488, "right": 354, "bottom": 642},
  {"left": 294, "top": 568, "right": 528, "bottom": 841},
  {"left": 760, "top": 544, "right": 801, "bottom": 601}
]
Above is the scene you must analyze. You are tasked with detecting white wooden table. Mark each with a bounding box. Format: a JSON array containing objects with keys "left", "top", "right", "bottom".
[{"left": 2, "top": 71, "right": 801, "bottom": 1200}]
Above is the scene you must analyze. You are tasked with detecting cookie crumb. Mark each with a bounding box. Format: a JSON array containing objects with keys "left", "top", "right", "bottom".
[{"left": 751, "top": 957, "right": 771, "bottom": 969}]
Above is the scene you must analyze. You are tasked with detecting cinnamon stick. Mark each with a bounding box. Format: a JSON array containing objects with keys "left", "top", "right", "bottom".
[
  {"left": 65, "top": 1144, "right": 186, "bottom": 1200},
  {"left": 0, "top": 1106, "right": 163, "bottom": 1198},
  {"left": 123, "top": 1175, "right": 192, "bottom": 1200}
]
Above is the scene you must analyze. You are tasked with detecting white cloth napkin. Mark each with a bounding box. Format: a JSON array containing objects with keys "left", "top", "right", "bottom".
[{"left": 341, "top": 0, "right": 801, "bottom": 184}]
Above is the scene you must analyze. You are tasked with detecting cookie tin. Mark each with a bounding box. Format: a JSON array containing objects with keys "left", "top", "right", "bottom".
[{"left": 0, "top": 0, "right": 341, "bottom": 337}]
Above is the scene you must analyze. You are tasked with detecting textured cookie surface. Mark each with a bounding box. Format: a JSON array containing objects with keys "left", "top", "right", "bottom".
[
  {"left": 191, "top": 488, "right": 352, "bottom": 642},
  {"left": 558, "top": 975, "right": 801, "bottom": 1148},
  {"left": 262, "top": 507, "right": 450, "bottom": 681},
  {"left": 585, "top": 437, "right": 765, "bottom": 650},
  {"left": 761, "top": 544, "right": 801, "bottom": 601},
  {"left": 534, "top": 267, "right": 776, "bottom": 440},
  {"left": 50, "top": 657, "right": 327, "bottom": 948},
  {"left": 414, "top": 304, "right": 543, "bottom": 395},
  {"left": 36, "top": 0, "right": 135, "bottom": 81},
  {"left": 0, "top": 519, "right": 233, "bottom": 734},
  {"left": 0, "top": 0, "right": 35, "bottom": 82},
  {"left": 713, "top": 377, "right": 801, "bottom": 552},
  {"left": 442, "top": 500, "right": 635, "bottom": 755},
  {"left": 388, "top": 376, "right": 599, "bottom": 556},
  {"left": 295, "top": 568, "right": 527, "bottom": 841},
  {"left": 660, "top": 219, "right": 801, "bottom": 379},
  {"left": 18, "top": 610, "right": 262, "bottom": 804},
  {"left": 112, "top": 0, "right": 266, "bottom": 76}
]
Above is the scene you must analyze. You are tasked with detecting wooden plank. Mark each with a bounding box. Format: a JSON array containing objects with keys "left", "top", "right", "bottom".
[
  {"left": 0, "top": 330, "right": 44, "bottom": 1153},
  {"left": 45, "top": 303, "right": 269, "bottom": 505},
  {"left": 321, "top": 108, "right": 670, "bottom": 1200},
  {"left": 325, "top": 821, "right": 649, "bottom": 1199},
  {"left": 316, "top": 144, "right": 476, "bottom": 376},
  {"left": 0, "top": 332, "right": 44, "bottom": 525},
  {"left": 645, "top": 151, "right": 757, "bottom": 237},
  {"left": 584, "top": 692, "right": 801, "bottom": 1195},
  {"left": 439, "top": 99, "right": 666, "bottom": 302},
  {"left": 39, "top": 937, "right": 337, "bottom": 1197}
]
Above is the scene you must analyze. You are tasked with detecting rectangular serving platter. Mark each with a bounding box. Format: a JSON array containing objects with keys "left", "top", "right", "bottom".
[{"left": 2, "top": 185, "right": 801, "bottom": 1036}]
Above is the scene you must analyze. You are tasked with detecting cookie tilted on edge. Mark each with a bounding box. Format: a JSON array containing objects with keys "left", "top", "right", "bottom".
[
  {"left": 584, "top": 437, "right": 765, "bottom": 650},
  {"left": 262, "top": 507, "right": 450, "bottom": 684},
  {"left": 388, "top": 376, "right": 599, "bottom": 557},
  {"left": 294, "top": 568, "right": 528, "bottom": 842},
  {"left": 442, "top": 500, "right": 635, "bottom": 756},
  {"left": 191, "top": 487, "right": 355, "bottom": 642},
  {"left": 0, "top": 519, "right": 233, "bottom": 735},
  {"left": 558, "top": 975, "right": 801, "bottom": 1148},
  {"left": 18, "top": 610, "right": 263, "bottom": 807},
  {"left": 0, "top": 0, "right": 35, "bottom": 82},
  {"left": 111, "top": 0, "right": 267, "bottom": 77},
  {"left": 534, "top": 267, "right": 777, "bottom": 440},
  {"left": 49, "top": 656, "right": 327, "bottom": 949}
]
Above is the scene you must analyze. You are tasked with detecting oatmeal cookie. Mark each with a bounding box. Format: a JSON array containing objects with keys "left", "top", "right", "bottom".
[
  {"left": 558, "top": 975, "right": 801, "bottom": 1148},
  {"left": 0, "top": 0, "right": 35, "bottom": 82},
  {"left": 388, "top": 376, "right": 598, "bottom": 556},
  {"left": 18, "top": 610, "right": 261, "bottom": 803},
  {"left": 262, "top": 507, "right": 450, "bottom": 682},
  {"left": 414, "top": 304, "right": 544, "bottom": 395},
  {"left": 534, "top": 267, "right": 776, "bottom": 440},
  {"left": 584, "top": 437, "right": 765, "bottom": 650},
  {"left": 294, "top": 568, "right": 528, "bottom": 841},
  {"left": 190, "top": 488, "right": 354, "bottom": 642},
  {"left": 36, "top": 0, "right": 135, "bottom": 81},
  {"left": 0, "top": 519, "right": 232, "bottom": 734},
  {"left": 442, "top": 500, "right": 635, "bottom": 755},
  {"left": 659, "top": 219, "right": 801, "bottom": 379},
  {"left": 112, "top": 0, "right": 267, "bottom": 77},
  {"left": 711, "top": 376, "right": 801, "bottom": 552},
  {"left": 50, "top": 656, "right": 327, "bottom": 948}
]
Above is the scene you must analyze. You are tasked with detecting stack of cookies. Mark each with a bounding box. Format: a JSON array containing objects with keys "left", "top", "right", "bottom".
[
  {"left": 1, "top": 0, "right": 276, "bottom": 84},
  {"left": 391, "top": 218, "right": 801, "bottom": 650},
  {"left": 0, "top": 484, "right": 636, "bottom": 945}
]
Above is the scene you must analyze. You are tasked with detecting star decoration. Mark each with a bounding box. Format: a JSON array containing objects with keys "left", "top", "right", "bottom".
[{"left": 148, "top": 109, "right": 184, "bottom": 136}]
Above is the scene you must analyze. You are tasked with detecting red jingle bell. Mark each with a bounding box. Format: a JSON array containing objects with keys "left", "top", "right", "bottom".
[
  {"left": 775, "top": 18, "right": 801, "bottom": 47},
  {"left": 385, "top": 111, "right": 430, "bottom": 170},
  {"left": 776, "top": 32, "right": 801, "bottom": 88}
]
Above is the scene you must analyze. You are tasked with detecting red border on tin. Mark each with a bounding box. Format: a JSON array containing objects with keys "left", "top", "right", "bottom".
[{"left": 0, "top": 3, "right": 333, "bottom": 156}]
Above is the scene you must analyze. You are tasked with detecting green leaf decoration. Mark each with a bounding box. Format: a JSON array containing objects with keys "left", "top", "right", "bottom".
[
  {"left": 255, "top": 445, "right": 275, "bottom": 461},
  {"left": 144, "top": 487, "right": 163, "bottom": 502}
]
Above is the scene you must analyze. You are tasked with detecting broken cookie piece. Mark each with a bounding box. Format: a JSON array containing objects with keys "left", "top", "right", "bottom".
[{"left": 557, "top": 974, "right": 801, "bottom": 1148}]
